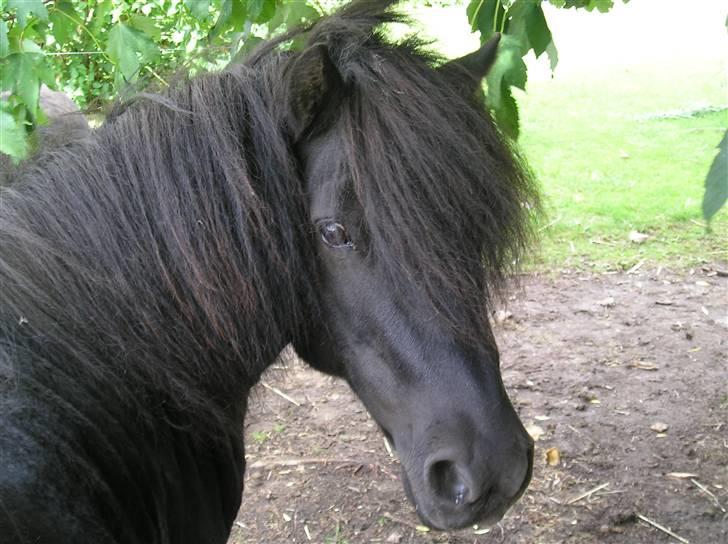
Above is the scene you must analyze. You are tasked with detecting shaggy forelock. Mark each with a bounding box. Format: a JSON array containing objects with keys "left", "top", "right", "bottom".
[{"left": 305, "top": 1, "right": 539, "bottom": 343}]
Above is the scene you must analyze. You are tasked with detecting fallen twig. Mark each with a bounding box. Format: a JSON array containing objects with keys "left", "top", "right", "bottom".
[
  {"left": 381, "top": 512, "right": 426, "bottom": 532},
  {"left": 594, "top": 489, "right": 626, "bottom": 497},
  {"left": 260, "top": 381, "right": 301, "bottom": 406},
  {"left": 538, "top": 216, "right": 561, "bottom": 232},
  {"left": 626, "top": 259, "right": 645, "bottom": 274},
  {"left": 249, "top": 457, "right": 362, "bottom": 469},
  {"left": 690, "top": 479, "right": 726, "bottom": 513},
  {"left": 383, "top": 436, "right": 394, "bottom": 458},
  {"left": 636, "top": 513, "right": 689, "bottom": 544},
  {"left": 566, "top": 482, "right": 609, "bottom": 504}
]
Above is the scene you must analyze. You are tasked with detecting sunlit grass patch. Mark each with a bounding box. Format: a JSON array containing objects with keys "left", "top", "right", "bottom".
[{"left": 519, "top": 73, "right": 727, "bottom": 270}]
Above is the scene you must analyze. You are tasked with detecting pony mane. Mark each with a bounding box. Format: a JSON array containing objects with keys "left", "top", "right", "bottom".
[
  {"left": 0, "top": 58, "right": 315, "bottom": 434},
  {"left": 0, "top": 0, "right": 537, "bottom": 437},
  {"left": 266, "top": 0, "right": 540, "bottom": 343}
]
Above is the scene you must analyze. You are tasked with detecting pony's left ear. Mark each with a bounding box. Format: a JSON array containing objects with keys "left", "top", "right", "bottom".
[
  {"left": 439, "top": 33, "right": 501, "bottom": 96},
  {"left": 286, "top": 43, "right": 344, "bottom": 141}
]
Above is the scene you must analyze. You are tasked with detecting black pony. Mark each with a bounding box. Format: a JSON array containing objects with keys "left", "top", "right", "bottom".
[{"left": 0, "top": 1, "right": 538, "bottom": 541}]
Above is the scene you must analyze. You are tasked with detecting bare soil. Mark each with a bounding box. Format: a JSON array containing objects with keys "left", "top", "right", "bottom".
[{"left": 229, "top": 266, "right": 728, "bottom": 544}]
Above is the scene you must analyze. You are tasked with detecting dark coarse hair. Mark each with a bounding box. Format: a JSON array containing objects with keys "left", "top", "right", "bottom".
[{"left": 0, "top": 0, "right": 538, "bottom": 443}]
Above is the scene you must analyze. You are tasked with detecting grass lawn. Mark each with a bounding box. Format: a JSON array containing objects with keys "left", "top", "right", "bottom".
[
  {"left": 406, "top": 0, "right": 728, "bottom": 271},
  {"left": 520, "top": 75, "right": 727, "bottom": 271}
]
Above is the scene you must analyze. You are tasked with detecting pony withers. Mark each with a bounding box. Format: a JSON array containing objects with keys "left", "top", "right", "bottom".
[{"left": 0, "top": 1, "right": 538, "bottom": 541}]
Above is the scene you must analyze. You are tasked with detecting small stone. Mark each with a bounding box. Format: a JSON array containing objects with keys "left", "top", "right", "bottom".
[
  {"left": 629, "top": 231, "right": 649, "bottom": 244},
  {"left": 526, "top": 424, "right": 545, "bottom": 441},
  {"left": 386, "top": 532, "right": 403, "bottom": 543},
  {"left": 650, "top": 422, "right": 668, "bottom": 433},
  {"left": 495, "top": 309, "right": 513, "bottom": 323}
]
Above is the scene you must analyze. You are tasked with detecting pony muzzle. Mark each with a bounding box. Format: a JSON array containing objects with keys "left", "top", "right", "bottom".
[{"left": 398, "top": 419, "right": 534, "bottom": 530}]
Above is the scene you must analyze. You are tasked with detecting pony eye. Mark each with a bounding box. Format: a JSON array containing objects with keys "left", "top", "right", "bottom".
[{"left": 319, "top": 222, "right": 354, "bottom": 249}]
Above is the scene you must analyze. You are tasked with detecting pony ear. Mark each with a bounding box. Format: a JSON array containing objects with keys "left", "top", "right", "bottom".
[
  {"left": 440, "top": 33, "right": 501, "bottom": 96},
  {"left": 286, "top": 43, "right": 344, "bottom": 140}
]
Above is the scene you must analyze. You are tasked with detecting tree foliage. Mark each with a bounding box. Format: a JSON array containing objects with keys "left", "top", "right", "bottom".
[
  {"left": 466, "top": 0, "right": 630, "bottom": 138},
  {"left": 0, "top": 0, "right": 634, "bottom": 153},
  {"left": 0, "top": 0, "right": 323, "bottom": 159},
  {"left": 1, "top": 0, "right": 724, "bottom": 220}
]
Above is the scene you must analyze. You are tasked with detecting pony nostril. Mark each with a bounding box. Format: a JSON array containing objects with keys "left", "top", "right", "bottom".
[{"left": 427, "top": 460, "right": 472, "bottom": 506}]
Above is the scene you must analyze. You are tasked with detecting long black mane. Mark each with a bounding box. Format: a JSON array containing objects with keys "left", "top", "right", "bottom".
[
  {"left": 0, "top": 0, "right": 536, "bottom": 441},
  {"left": 295, "top": 1, "right": 538, "bottom": 342}
]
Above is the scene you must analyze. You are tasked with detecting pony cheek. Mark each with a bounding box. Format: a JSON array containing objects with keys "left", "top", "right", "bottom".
[{"left": 292, "top": 326, "right": 348, "bottom": 378}]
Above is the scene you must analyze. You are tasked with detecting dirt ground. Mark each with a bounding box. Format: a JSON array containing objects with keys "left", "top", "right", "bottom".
[{"left": 229, "top": 265, "right": 727, "bottom": 544}]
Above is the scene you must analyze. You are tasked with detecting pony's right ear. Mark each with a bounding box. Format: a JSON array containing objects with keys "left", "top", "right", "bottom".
[
  {"left": 285, "top": 43, "right": 344, "bottom": 141},
  {"left": 439, "top": 33, "right": 501, "bottom": 97}
]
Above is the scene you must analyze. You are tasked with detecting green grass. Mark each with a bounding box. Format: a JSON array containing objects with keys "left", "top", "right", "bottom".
[
  {"left": 519, "top": 71, "right": 727, "bottom": 270},
  {"left": 251, "top": 430, "right": 268, "bottom": 444},
  {"left": 323, "top": 522, "right": 349, "bottom": 544}
]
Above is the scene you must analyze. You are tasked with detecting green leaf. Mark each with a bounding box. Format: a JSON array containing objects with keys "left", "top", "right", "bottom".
[
  {"left": 555, "top": 0, "right": 623, "bottom": 9},
  {"left": 268, "top": 1, "right": 319, "bottom": 32},
  {"left": 702, "top": 130, "right": 728, "bottom": 222},
  {"left": 0, "top": 21, "right": 9, "bottom": 58},
  {"left": 486, "top": 33, "right": 527, "bottom": 103},
  {"left": 35, "top": 56, "right": 57, "bottom": 89},
  {"left": 7, "top": 0, "right": 48, "bottom": 27},
  {"left": 209, "top": 0, "right": 251, "bottom": 38},
  {"left": 129, "top": 15, "right": 162, "bottom": 41},
  {"left": 249, "top": 0, "right": 276, "bottom": 24},
  {"left": 216, "top": 0, "right": 234, "bottom": 24},
  {"left": 524, "top": 4, "right": 552, "bottom": 58},
  {"left": 49, "top": 0, "right": 78, "bottom": 46},
  {"left": 229, "top": 0, "right": 248, "bottom": 30},
  {"left": 0, "top": 109, "right": 28, "bottom": 159},
  {"left": 485, "top": 34, "right": 526, "bottom": 138},
  {"left": 507, "top": 1, "right": 554, "bottom": 59},
  {"left": 587, "top": 0, "right": 614, "bottom": 13},
  {"left": 291, "top": 1, "right": 322, "bottom": 23},
  {"left": 467, "top": 0, "right": 507, "bottom": 38},
  {"left": 106, "top": 23, "right": 159, "bottom": 84},
  {"left": 3, "top": 52, "right": 41, "bottom": 116},
  {"left": 492, "top": 82, "right": 519, "bottom": 139},
  {"left": 90, "top": 0, "right": 112, "bottom": 35},
  {"left": 210, "top": 0, "right": 239, "bottom": 39},
  {"left": 185, "top": 0, "right": 211, "bottom": 20},
  {"left": 546, "top": 40, "right": 558, "bottom": 72}
]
